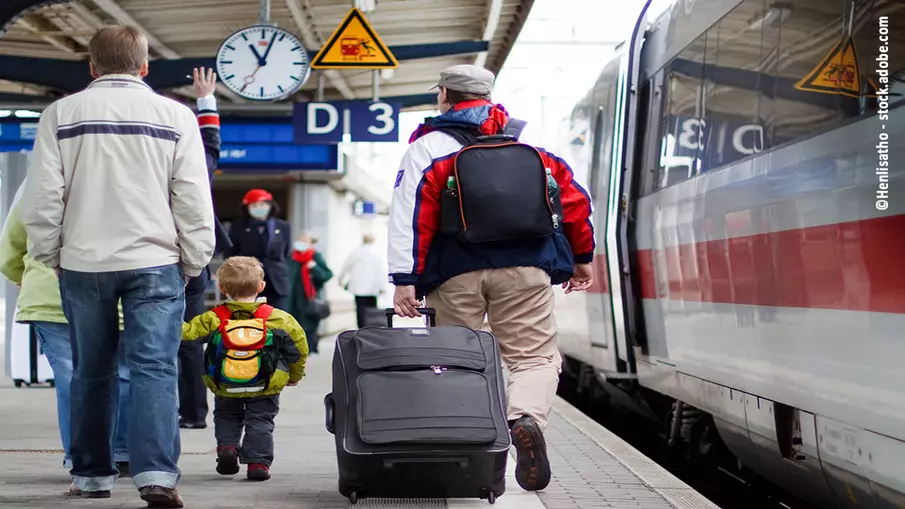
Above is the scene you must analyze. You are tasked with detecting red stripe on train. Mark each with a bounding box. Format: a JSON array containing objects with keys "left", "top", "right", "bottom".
[{"left": 588, "top": 214, "right": 905, "bottom": 314}]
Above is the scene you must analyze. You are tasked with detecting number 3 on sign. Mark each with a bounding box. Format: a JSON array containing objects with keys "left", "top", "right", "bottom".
[{"left": 368, "top": 103, "right": 395, "bottom": 136}]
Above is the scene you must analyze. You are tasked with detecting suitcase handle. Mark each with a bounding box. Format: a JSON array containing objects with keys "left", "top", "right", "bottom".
[
  {"left": 384, "top": 308, "right": 436, "bottom": 327},
  {"left": 382, "top": 456, "right": 469, "bottom": 470},
  {"left": 324, "top": 393, "right": 335, "bottom": 435}
]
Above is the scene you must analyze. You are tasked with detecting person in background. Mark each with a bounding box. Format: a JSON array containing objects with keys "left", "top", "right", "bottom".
[
  {"left": 20, "top": 26, "right": 215, "bottom": 507},
  {"left": 226, "top": 190, "right": 291, "bottom": 309},
  {"left": 0, "top": 180, "right": 132, "bottom": 485},
  {"left": 177, "top": 67, "right": 227, "bottom": 431},
  {"left": 181, "top": 256, "right": 308, "bottom": 482},
  {"left": 287, "top": 232, "right": 333, "bottom": 354},
  {"left": 338, "top": 234, "right": 385, "bottom": 328}
]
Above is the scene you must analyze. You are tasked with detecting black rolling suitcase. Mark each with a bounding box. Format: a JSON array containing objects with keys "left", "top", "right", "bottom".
[{"left": 325, "top": 308, "right": 510, "bottom": 504}]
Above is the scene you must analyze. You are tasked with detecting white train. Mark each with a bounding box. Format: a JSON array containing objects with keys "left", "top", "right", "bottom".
[{"left": 555, "top": 1, "right": 905, "bottom": 507}]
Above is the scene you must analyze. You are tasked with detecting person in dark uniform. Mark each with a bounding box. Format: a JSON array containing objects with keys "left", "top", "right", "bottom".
[
  {"left": 226, "top": 189, "right": 292, "bottom": 309},
  {"left": 178, "top": 67, "right": 233, "bottom": 430}
]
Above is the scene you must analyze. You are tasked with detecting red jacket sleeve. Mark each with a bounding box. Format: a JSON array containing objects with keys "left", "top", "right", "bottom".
[{"left": 542, "top": 151, "right": 595, "bottom": 263}]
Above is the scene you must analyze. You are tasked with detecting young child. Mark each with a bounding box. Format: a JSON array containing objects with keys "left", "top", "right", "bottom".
[{"left": 182, "top": 256, "right": 309, "bottom": 481}]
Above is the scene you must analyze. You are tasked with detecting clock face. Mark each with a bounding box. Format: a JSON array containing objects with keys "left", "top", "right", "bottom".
[{"left": 216, "top": 25, "right": 310, "bottom": 101}]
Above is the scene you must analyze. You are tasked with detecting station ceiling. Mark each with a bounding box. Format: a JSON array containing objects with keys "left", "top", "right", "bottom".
[{"left": 0, "top": 0, "right": 534, "bottom": 109}]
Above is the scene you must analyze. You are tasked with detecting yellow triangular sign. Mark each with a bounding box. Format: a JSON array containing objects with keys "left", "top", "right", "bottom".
[
  {"left": 311, "top": 8, "right": 398, "bottom": 69},
  {"left": 795, "top": 37, "right": 876, "bottom": 98}
]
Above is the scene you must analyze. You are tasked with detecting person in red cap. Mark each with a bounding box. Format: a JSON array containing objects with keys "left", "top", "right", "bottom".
[{"left": 226, "top": 190, "right": 292, "bottom": 309}]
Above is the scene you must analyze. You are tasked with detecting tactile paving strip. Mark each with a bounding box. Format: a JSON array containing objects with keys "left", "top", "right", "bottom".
[{"left": 355, "top": 498, "right": 447, "bottom": 508}]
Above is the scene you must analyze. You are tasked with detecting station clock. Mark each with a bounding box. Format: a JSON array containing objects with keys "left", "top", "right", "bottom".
[{"left": 216, "top": 25, "right": 311, "bottom": 101}]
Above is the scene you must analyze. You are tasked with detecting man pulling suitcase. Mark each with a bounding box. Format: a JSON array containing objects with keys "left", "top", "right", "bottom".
[{"left": 387, "top": 64, "right": 595, "bottom": 492}]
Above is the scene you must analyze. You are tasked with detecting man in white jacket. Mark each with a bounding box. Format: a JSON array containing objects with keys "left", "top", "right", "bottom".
[
  {"left": 338, "top": 234, "right": 386, "bottom": 327},
  {"left": 20, "top": 26, "right": 214, "bottom": 508}
]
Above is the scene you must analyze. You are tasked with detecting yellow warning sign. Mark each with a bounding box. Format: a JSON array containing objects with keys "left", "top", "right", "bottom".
[
  {"left": 311, "top": 8, "right": 398, "bottom": 69},
  {"left": 795, "top": 37, "right": 876, "bottom": 98}
]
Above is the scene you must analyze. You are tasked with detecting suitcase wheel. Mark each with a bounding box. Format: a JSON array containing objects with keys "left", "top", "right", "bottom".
[
  {"left": 348, "top": 491, "right": 358, "bottom": 504},
  {"left": 13, "top": 379, "right": 24, "bottom": 388},
  {"left": 323, "top": 393, "right": 335, "bottom": 434},
  {"left": 484, "top": 488, "right": 496, "bottom": 505}
]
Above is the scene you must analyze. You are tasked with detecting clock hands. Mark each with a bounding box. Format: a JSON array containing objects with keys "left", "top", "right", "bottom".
[
  {"left": 240, "top": 66, "right": 262, "bottom": 92},
  {"left": 248, "top": 44, "right": 265, "bottom": 66},
  {"left": 248, "top": 31, "right": 278, "bottom": 67},
  {"left": 260, "top": 32, "right": 279, "bottom": 65}
]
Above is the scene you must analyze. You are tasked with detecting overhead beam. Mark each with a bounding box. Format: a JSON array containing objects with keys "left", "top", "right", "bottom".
[
  {"left": 17, "top": 13, "right": 81, "bottom": 53},
  {"left": 87, "top": 0, "right": 243, "bottom": 102},
  {"left": 487, "top": 0, "right": 535, "bottom": 74},
  {"left": 285, "top": 0, "right": 355, "bottom": 99},
  {"left": 475, "top": 0, "right": 503, "bottom": 68},
  {"left": 0, "top": 92, "right": 440, "bottom": 113}
]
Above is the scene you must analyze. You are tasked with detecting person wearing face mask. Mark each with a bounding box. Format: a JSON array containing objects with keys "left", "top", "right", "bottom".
[
  {"left": 286, "top": 232, "right": 333, "bottom": 354},
  {"left": 225, "top": 190, "right": 292, "bottom": 309}
]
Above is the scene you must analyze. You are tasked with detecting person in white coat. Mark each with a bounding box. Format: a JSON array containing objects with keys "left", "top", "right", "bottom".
[{"left": 338, "top": 234, "right": 386, "bottom": 327}]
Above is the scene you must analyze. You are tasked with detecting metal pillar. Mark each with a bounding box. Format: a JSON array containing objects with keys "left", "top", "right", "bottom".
[
  {"left": 2, "top": 152, "right": 29, "bottom": 378},
  {"left": 371, "top": 70, "right": 380, "bottom": 101},
  {"left": 316, "top": 72, "right": 325, "bottom": 102},
  {"left": 259, "top": 0, "right": 271, "bottom": 24}
]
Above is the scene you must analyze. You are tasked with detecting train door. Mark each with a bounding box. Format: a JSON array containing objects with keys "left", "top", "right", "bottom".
[{"left": 600, "top": 0, "right": 653, "bottom": 376}]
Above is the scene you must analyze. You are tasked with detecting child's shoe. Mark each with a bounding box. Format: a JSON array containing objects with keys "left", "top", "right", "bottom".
[
  {"left": 216, "top": 446, "right": 239, "bottom": 475},
  {"left": 247, "top": 463, "right": 271, "bottom": 481}
]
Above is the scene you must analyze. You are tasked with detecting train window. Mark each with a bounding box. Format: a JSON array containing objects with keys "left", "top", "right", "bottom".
[
  {"left": 639, "top": 71, "right": 665, "bottom": 197},
  {"left": 700, "top": 0, "right": 764, "bottom": 172},
  {"left": 656, "top": 33, "right": 705, "bottom": 189},
  {"left": 770, "top": 0, "right": 848, "bottom": 146},
  {"left": 851, "top": 0, "right": 905, "bottom": 115}
]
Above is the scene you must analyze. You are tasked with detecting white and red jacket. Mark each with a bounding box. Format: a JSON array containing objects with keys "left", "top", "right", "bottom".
[{"left": 387, "top": 101, "right": 595, "bottom": 296}]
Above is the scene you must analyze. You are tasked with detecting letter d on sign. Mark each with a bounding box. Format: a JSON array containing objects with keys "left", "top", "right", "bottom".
[
  {"left": 308, "top": 103, "right": 339, "bottom": 134},
  {"left": 294, "top": 102, "right": 344, "bottom": 143}
]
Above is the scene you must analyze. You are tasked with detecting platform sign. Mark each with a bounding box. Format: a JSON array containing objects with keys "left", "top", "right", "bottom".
[
  {"left": 292, "top": 100, "right": 399, "bottom": 144},
  {"left": 795, "top": 36, "right": 878, "bottom": 98},
  {"left": 352, "top": 200, "right": 377, "bottom": 217},
  {"left": 311, "top": 7, "right": 398, "bottom": 69}
]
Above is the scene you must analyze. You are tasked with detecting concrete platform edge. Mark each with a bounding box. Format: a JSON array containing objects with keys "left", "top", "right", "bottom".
[{"left": 552, "top": 397, "right": 721, "bottom": 509}]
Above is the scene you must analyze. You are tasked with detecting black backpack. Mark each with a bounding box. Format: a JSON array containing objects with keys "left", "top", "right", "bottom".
[{"left": 438, "top": 119, "right": 563, "bottom": 244}]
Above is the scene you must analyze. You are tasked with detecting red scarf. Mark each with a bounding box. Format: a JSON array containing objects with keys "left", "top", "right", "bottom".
[{"left": 292, "top": 249, "right": 317, "bottom": 300}]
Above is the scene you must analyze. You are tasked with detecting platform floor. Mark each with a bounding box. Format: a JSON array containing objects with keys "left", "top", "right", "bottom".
[{"left": 0, "top": 333, "right": 717, "bottom": 509}]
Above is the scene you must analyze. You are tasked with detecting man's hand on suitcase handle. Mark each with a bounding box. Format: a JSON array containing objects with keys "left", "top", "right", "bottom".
[{"left": 393, "top": 285, "right": 422, "bottom": 318}]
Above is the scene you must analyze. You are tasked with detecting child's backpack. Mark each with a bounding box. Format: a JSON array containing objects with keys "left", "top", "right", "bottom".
[{"left": 205, "top": 304, "right": 280, "bottom": 393}]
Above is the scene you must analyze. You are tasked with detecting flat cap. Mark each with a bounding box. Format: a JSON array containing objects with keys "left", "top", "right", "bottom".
[{"left": 431, "top": 64, "right": 495, "bottom": 96}]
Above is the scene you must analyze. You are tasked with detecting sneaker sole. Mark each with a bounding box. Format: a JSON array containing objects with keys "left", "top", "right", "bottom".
[
  {"left": 140, "top": 492, "right": 184, "bottom": 508},
  {"left": 69, "top": 490, "right": 111, "bottom": 498},
  {"left": 511, "top": 421, "right": 552, "bottom": 491},
  {"left": 216, "top": 450, "right": 240, "bottom": 475},
  {"left": 247, "top": 470, "right": 271, "bottom": 481}
]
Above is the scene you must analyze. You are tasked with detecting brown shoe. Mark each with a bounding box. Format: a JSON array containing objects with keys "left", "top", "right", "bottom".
[
  {"left": 139, "top": 485, "right": 184, "bottom": 508},
  {"left": 68, "top": 483, "right": 111, "bottom": 498}
]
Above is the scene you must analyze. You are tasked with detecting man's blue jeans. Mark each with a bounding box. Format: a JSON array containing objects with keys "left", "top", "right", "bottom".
[
  {"left": 32, "top": 321, "right": 130, "bottom": 469},
  {"left": 60, "top": 264, "right": 185, "bottom": 492}
]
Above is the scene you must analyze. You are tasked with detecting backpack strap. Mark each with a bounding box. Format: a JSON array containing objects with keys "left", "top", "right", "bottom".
[
  {"left": 253, "top": 304, "right": 274, "bottom": 338},
  {"left": 212, "top": 305, "right": 232, "bottom": 336},
  {"left": 502, "top": 118, "right": 527, "bottom": 140},
  {"left": 437, "top": 126, "right": 481, "bottom": 147},
  {"left": 254, "top": 304, "right": 274, "bottom": 320}
]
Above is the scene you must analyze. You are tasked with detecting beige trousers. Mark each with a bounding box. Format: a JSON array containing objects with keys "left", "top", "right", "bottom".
[{"left": 426, "top": 266, "right": 561, "bottom": 430}]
